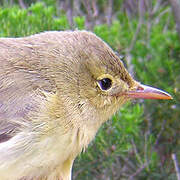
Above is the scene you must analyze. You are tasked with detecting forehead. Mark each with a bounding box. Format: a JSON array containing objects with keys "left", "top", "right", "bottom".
[
  {"left": 52, "top": 30, "right": 135, "bottom": 88},
  {"left": 74, "top": 31, "right": 123, "bottom": 70},
  {"left": 75, "top": 32, "right": 134, "bottom": 87}
]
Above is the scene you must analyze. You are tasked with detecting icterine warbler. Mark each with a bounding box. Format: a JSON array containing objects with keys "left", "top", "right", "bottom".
[{"left": 0, "top": 31, "right": 172, "bottom": 180}]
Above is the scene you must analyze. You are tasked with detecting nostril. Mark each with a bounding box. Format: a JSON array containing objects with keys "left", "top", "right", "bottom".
[{"left": 137, "top": 86, "right": 144, "bottom": 91}]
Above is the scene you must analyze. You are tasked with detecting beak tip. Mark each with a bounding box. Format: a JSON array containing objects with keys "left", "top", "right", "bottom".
[
  {"left": 167, "top": 95, "right": 173, "bottom": 100},
  {"left": 127, "top": 84, "right": 173, "bottom": 100}
]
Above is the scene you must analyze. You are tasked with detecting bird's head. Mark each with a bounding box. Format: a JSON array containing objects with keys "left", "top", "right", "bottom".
[
  {"left": 43, "top": 31, "right": 172, "bottom": 126},
  {"left": 53, "top": 31, "right": 172, "bottom": 123}
]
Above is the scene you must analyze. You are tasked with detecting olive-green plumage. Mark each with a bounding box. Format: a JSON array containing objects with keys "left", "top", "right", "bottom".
[{"left": 0, "top": 31, "right": 171, "bottom": 180}]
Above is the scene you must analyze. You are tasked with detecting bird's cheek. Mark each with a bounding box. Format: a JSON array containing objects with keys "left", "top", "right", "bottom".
[
  {"left": 108, "top": 84, "right": 129, "bottom": 97},
  {"left": 96, "top": 96, "right": 113, "bottom": 108}
]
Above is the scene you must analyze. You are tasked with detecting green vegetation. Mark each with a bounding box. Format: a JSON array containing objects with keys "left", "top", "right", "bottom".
[{"left": 0, "top": 1, "right": 179, "bottom": 179}]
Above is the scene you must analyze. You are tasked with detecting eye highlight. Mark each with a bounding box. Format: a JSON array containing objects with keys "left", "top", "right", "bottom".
[{"left": 98, "top": 78, "right": 112, "bottom": 91}]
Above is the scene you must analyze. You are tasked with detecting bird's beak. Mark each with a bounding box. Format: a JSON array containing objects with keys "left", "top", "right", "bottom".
[{"left": 126, "top": 84, "right": 173, "bottom": 100}]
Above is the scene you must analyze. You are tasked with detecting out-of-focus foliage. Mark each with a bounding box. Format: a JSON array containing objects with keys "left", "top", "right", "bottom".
[
  {"left": 0, "top": 1, "right": 179, "bottom": 179},
  {"left": 0, "top": 2, "right": 70, "bottom": 36}
]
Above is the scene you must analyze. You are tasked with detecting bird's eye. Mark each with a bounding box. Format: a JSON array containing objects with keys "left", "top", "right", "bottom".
[{"left": 98, "top": 78, "right": 112, "bottom": 91}]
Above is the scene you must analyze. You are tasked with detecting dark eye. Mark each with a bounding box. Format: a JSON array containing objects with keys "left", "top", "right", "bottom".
[{"left": 98, "top": 78, "right": 112, "bottom": 91}]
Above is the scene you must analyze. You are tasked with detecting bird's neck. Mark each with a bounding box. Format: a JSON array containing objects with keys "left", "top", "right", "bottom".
[{"left": 44, "top": 92, "right": 103, "bottom": 152}]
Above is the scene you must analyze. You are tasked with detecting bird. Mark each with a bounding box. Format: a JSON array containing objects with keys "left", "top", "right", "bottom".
[{"left": 0, "top": 30, "right": 172, "bottom": 180}]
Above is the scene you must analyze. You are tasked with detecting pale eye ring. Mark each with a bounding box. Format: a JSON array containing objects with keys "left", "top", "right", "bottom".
[{"left": 98, "top": 78, "right": 112, "bottom": 91}]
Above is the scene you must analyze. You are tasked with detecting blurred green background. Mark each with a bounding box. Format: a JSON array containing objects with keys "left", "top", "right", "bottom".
[{"left": 0, "top": 0, "right": 179, "bottom": 179}]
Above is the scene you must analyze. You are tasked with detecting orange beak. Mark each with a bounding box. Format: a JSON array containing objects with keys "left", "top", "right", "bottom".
[{"left": 126, "top": 84, "right": 172, "bottom": 100}]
